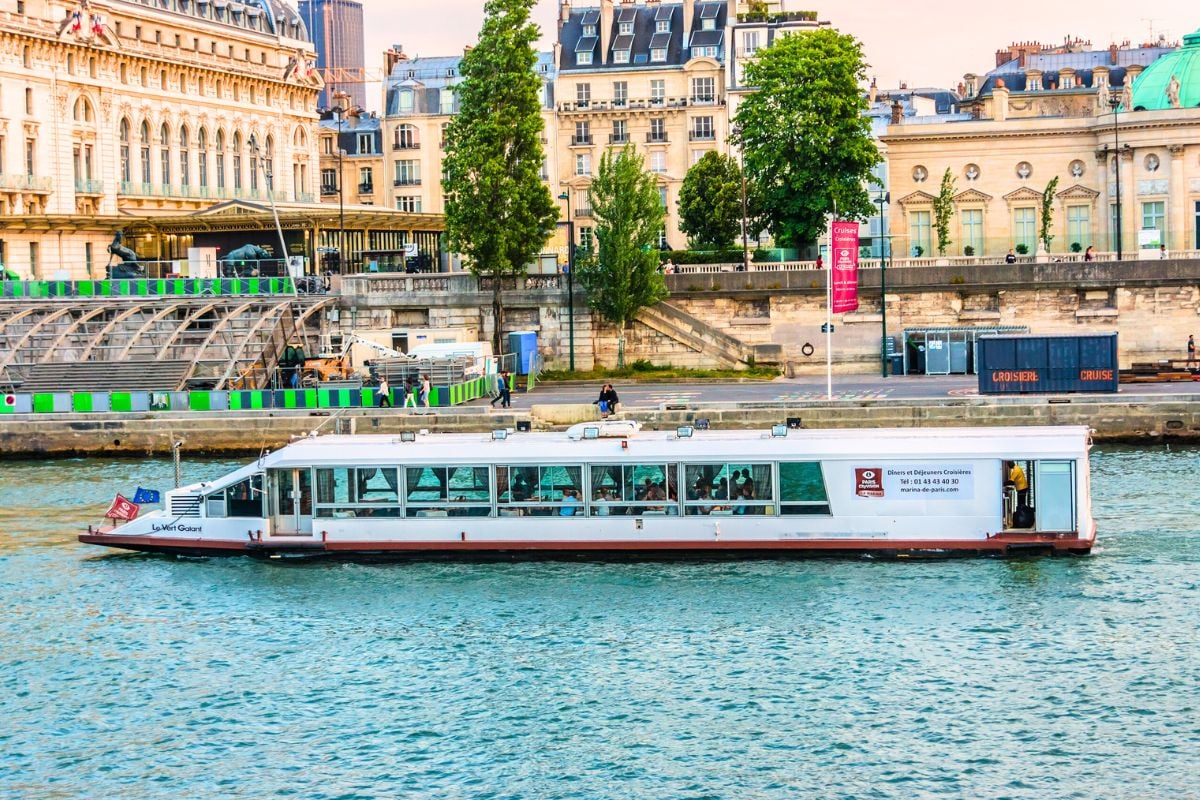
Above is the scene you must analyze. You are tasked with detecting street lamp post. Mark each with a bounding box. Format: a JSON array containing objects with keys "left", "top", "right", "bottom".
[
  {"left": 333, "top": 93, "right": 349, "bottom": 273},
  {"left": 733, "top": 126, "right": 750, "bottom": 271},
  {"left": 558, "top": 191, "right": 575, "bottom": 372},
  {"left": 1108, "top": 94, "right": 1124, "bottom": 260},
  {"left": 877, "top": 189, "right": 889, "bottom": 377}
]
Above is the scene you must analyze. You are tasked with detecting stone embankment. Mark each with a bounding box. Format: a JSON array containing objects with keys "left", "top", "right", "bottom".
[{"left": 1, "top": 395, "right": 1199, "bottom": 457}]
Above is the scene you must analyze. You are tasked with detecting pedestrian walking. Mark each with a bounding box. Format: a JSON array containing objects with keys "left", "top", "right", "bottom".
[
  {"left": 490, "top": 370, "right": 510, "bottom": 408},
  {"left": 1187, "top": 334, "right": 1196, "bottom": 368},
  {"left": 376, "top": 376, "right": 392, "bottom": 408},
  {"left": 419, "top": 374, "right": 431, "bottom": 410},
  {"left": 403, "top": 378, "right": 418, "bottom": 409}
]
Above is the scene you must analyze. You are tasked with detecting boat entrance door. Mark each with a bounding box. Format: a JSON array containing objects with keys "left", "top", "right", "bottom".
[
  {"left": 270, "top": 468, "right": 313, "bottom": 535},
  {"left": 1034, "top": 460, "right": 1075, "bottom": 532}
]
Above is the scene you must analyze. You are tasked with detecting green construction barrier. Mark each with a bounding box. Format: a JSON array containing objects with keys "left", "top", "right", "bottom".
[
  {"left": 189, "top": 391, "right": 211, "bottom": 411},
  {"left": 111, "top": 392, "right": 133, "bottom": 412},
  {"left": 71, "top": 393, "right": 93, "bottom": 413}
]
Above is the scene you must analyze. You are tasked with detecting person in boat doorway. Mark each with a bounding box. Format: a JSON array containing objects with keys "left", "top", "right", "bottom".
[
  {"left": 376, "top": 376, "right": 392, "bottom": 408},
  {"left": 1006, "top": 461, "right": 1029, "bottom": 508},
  {"left": 596, "top": 383, "right": 620, "bottom": 417}
]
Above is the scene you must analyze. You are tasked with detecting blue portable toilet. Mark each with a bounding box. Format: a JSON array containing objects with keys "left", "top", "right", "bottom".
[{"left": 507, "top": 330, "right": 538, "bottom": 374}]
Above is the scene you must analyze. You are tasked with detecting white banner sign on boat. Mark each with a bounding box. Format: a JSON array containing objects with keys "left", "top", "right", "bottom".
[{"left": 855, "top": 465, "right": 975, "bottom": 500}]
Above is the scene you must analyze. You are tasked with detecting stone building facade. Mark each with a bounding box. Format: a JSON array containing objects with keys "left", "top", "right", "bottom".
[{"left": 0, "top": 0, "right": 321, "bottom": 279}]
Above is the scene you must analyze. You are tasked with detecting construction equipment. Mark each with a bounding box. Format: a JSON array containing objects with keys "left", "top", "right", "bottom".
[{"left": 297, "top": 332, "right": 412, "bottom": 387}]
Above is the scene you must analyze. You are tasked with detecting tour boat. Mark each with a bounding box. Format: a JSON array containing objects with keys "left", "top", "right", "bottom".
[{"left": 79, "top": 422, "right": 1097, "bottom": 559}]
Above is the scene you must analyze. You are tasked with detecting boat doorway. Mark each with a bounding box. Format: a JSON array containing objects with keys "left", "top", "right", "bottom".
[
  {"left": 1003, "top": 460, "right": 1076, "bottom": 533},
  {"left": 271, "top": 468, "right": 313, "bottom": 535}
]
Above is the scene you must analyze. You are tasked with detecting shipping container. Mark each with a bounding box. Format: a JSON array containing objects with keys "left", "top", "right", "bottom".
[{"left": 977, "top": 333, "right": 1118, "bottom": 394}]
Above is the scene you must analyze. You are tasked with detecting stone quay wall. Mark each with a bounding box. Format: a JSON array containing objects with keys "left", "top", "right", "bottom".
[
  {"left": 3, "top": 394, "right": 1200, "bottom": 458},
  {"left": 337, "top": 260, "right": 1200, "bottom": 371}
]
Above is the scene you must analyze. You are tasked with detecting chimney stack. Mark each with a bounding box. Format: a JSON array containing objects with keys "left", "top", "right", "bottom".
[
  {"left": 683, "top": 0, "right": 696, "bottom": 48},
  {"left": 1109, "top": 43, "right": 1119, "bottom": 64},
  {"left": 992, "top": 80, "right": 1009, "bottom": 122},
  {"left": 869, "top": 77, "right": 877, "bottom": 105},
  {"left": 600, "top": 0, "right": 614, "bottom": 65},
  {"left": 890, "top": 99, "right": 903, "bottom": 125}
]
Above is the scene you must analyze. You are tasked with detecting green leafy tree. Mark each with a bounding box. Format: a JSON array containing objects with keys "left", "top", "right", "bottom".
[
  {"left": 678, "top": 151, "right": 744, "bottom": 250},
  {"left": 1040, "top": 176, "right": 1060, "bottom": 251},
  {"left": 933, "top": 167, "right": 956, "bottom": 256},
  {"left": 441, "top": 0, "right": 557, "bottom": 352},
  {"left": 733, "top": 28, "right": 880, "bottom": 248},
  {"left": 576, "top": 144, "right": 667, "bottom": 366}
]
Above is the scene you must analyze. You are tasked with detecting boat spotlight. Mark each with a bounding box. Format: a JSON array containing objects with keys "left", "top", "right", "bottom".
[
  {"left": 399, "top": 431, "right": 417, "bottom": 442},
  {"left": 676, "top": 426, "right": 694, "bottom": 438},
  {"left": 492, "top": 429, "right": 509, "bottom": 441},
  {"left": 771, "top": 424, "right": 789, "bottom": 438},
  {"left": 582, "top": 426, "right": 600, "bottom": 440}
]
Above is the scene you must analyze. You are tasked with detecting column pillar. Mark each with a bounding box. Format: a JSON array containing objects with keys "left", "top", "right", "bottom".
[
  {"left": 1094, "top": 149, "right": 1109, "bottom": 250},
  {"left": 1120, "top": 148, "right": 1136, "bottom": 257},
  {"left": 1168, "top": 144, "right": 1186, "bottom": 253}
]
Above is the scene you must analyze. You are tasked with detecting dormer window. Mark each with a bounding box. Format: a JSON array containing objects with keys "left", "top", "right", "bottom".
[
  {"left": 614, "top": 49, "right": 630, "bottom": 64},
  {"left": 656, "top": 20, "right": 670, "bottom": 33},
  {"left": 702, "top": 18, "right": 716, "bottom": 31},
  {"left": 583, "top": 24, "right": 596, "bottom": 37},
  {"left": 577, "top": 51, "right": 593, "bottom": 65},
  {"left": 651, "top": 48, "right": 666, "bottom": 63},
  {"left": 618, "top": 21, "right": 633, "bottom": 35}
]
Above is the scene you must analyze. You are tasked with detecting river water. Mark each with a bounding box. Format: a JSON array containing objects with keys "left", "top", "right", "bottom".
[{"left": 1, "top": 446, "right": 1198, "bottom": 799}]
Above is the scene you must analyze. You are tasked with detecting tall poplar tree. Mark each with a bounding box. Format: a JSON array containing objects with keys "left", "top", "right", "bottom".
[
  {"left": 733, "top": 28, "right": 880, "bottom": 247},
  {"left": 933, "top": 168, "right": 956, "bottom": 256},
  {"left": 441, "top": 0, "right": 557, "bottom": 352},
  {"left": 577, "top": 145, "right": 667, "bottom": 366}
]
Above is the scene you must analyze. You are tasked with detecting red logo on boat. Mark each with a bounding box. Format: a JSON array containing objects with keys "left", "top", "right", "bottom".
[{"left": 855, "top": 468, "right": 884, "bottom": 498}]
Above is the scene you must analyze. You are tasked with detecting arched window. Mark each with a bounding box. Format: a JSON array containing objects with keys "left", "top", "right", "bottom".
[
  {"left": 139, "top": 121, "right": 152, "bottom": 185},
  {"left": 248, "top": 131, "right": 259, "bottom": 192},
  {"left": 264, "top": 134, "right": 275, "bottom": 192},
  {"left": 159, "top": 123, "right": 171, "bottom": 186},
  {"left": 119, "top": 118, "right": 131, "bottom": 184},
  {"left": 215, "top": 130, "right": 226, "bottom": 190},
  {"left": 179, "top": 125, "right": 190, "bottom": 189},
  {"left": 293, "top": 126, "right": 307, "bottom": 149},
  {"left": 232, "top": 132, "right": 243, "bottom": 191},
  {"left": 249, "top": 85, "right": 257, "bottom": 105},
  {"left": 73, "top": 97, "right": 95, "bottom": 123},
  {"left": 197, "top": 128, "right": 209, "bottom": 189},
  {"left": 215, "top": 79, "right": 223, "bottom": 98}
]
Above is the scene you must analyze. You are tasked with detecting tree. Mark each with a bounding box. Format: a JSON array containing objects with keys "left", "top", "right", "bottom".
[
  {"left": 576, "top": 144, "right": 667, "bottom": 366},
  {"left": 733, "top": 28, "right": 880, "bottom": 248},
  {"left": 933, "top": 167, "right": 956, "bottom": 256},
  {"left": 441, "top": 0, "right": 558, "bottom": 353},
  {"left": 678, "top": 151, "right": 744, "bottom": 250},
  {"left": 1040, "top": 176, "right": 1060, "bottom": 251}
]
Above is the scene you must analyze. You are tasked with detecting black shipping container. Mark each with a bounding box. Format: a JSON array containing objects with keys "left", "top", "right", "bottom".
[{"left": 977, "top": 333, "right": 1118, "bottom": 394}]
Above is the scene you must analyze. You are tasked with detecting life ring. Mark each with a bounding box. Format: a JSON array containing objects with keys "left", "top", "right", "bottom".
[{"left": 801, "top": 342, "right": 815, "bottom": 357}]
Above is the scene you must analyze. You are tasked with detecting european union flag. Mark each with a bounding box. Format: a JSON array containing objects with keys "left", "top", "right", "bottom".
[{"left": 132, "top": 487, "right": 161, "bottom": 504}]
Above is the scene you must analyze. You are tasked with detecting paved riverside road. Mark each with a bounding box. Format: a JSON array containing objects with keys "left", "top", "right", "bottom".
[{"left": 475, "top": 374, "right": 1200, "bottom": 410}]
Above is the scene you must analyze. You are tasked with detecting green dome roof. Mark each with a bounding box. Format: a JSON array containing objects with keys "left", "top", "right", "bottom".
[{"left": 1131, "top": 28, "right": 1200, "bottom": 110}]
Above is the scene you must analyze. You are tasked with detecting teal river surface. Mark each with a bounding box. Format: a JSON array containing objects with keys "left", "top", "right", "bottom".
[{"left": 1, "top": 446, "right": 1198, "bottom": 800}]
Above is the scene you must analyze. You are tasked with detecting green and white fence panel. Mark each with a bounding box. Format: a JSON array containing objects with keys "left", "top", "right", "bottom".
[{"left": 0, "top": 277, "right": 296, "bottom": 300}]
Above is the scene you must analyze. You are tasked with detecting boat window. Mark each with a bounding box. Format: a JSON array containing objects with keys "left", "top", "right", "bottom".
[
  {"left": 684, "top": 463, "right": 773, "bottom": 516},
  {"left": 778, "top": 462, "right": 831, "bottom": 515},
  {"left": 314, "top": 467, "right": 400, "bottom": 518},
  {"left": 406, "top": 465, "right": 492, "bottom": 517},
  {"left": 223, "top": 474, "right": 263, "bottom": 518},
  {"left": 590, "top": 463, "right": 678, "bottom": 516},
  {"left": 206, "top": 489, "right": 226, "bottom": 518},
  {"left": 498, "top": 465, "right": 583, "bottom": 516}
]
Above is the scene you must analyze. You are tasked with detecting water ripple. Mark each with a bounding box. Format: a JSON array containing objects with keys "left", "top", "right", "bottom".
[{"left": 1, "top": 446, "right": 1198, "bottom": 798}]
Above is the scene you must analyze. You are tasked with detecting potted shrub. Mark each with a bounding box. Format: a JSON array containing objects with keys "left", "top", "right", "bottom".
[
  {"left": 1070, "top": 242, "right": 1082, "bottom": 253},
  {"left": 1014, "top": 243, "right": 1029, "bottom": 256},
  {"left": 963, "top": 245, "right": 975, "bottom": 256}
]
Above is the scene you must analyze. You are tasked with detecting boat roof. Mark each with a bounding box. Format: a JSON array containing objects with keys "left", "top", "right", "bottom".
[{"left": 179, "top": 426, "right": 1089, "bottom": 493}]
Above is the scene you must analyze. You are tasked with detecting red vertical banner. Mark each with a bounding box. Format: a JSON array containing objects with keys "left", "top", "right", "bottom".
[{"left": 830, "top": 221, "right": 860, "bottom": 313}]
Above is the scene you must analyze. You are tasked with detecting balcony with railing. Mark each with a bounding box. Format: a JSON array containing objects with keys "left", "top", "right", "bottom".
[
  {"left": 646, "top": 132, "right": 669, "bottom": 143},
  {"left": 358, "top": 182, "right": 374, "bottom": 194},
  {"left": 690, "top": 94, "right": 717, "bottom": 106},
  {"left": 609, "top": 133, "right": 630, "bottom": 144},
  {"left": 558, "top": 97, "right": 693, "bottom": 112},
  {"left": 74, "top": 178, "right": 104, "bottom": 194},
  {"left": 392, "top": 141, "right": 420, "bottom": 150},
  {"left": 689, "top": 130, "right": 717, "bottom": 141},
  {"left": 574, "top": 208, "right": 593, "bottom": 218},
  {"left": 570, "top": 134, "right": 594, "bottom": 146},
  {"left": 393, "top": 177, "right": 422, "bottom": 186},
  {"left": 0, "top": 174, "right": 53, "bottom": 192}
]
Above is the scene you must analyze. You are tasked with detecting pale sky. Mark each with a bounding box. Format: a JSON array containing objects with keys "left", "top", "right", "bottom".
[{"left": 358, "top": 0, "right": 1196, "bottom": 110}]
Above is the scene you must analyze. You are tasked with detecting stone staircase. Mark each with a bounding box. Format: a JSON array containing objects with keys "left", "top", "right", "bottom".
[{"left": 635, "top": 302, "right": 782, "bottom": 367}]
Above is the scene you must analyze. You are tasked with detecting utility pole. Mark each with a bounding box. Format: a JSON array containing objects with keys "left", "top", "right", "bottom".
[
  {"left": 1108, "top": 94, "right": 1124, "bottom": 260},
  {"left": 559, "top": 191, "right": 575, "bottom": 371}
]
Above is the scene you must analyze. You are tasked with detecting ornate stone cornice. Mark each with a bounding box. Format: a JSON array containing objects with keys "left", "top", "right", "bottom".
[
  {"left": 953, "top": 188, "right": 993, "bottom": 203},
  {"left": 896, "top": 190, "right": 936, "bottom": 205},
  {"left": 1056, "top": 183, "right": 1100, "bottom": 200},
  {"left": 1002, "top": 186, "right": 1042, "bottom": 203}
]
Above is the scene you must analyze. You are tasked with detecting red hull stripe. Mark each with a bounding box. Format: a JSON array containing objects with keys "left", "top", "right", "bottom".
[{"left": 79, "top": 534, "right": 1092, "bottom": 554}]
